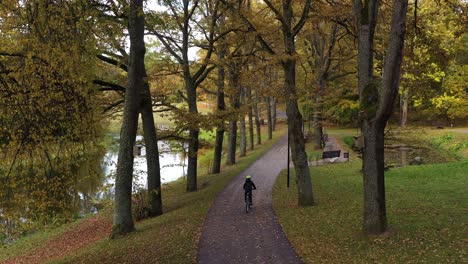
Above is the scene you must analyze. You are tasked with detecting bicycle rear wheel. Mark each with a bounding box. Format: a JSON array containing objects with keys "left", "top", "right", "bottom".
[{"left": 245, "top": 200, "right": 249, "bottom": 213}]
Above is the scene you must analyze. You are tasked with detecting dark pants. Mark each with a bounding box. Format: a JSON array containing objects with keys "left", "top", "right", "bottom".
[{"left": 244, "top": 191, "right": 252, "bottom": 204}]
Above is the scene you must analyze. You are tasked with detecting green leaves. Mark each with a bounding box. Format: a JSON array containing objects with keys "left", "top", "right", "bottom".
[{"left": 0, "top": 0, "right": 105, "bottom": 234}]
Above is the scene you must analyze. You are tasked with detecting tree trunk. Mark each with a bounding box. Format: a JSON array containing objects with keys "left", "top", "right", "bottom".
[
  {"left": 111, "top": 0, "right": 144, "bottom": 238},
  {"left": 226, "top": 120, "right": 237, "bottom": 165},
  {"left": 212, "top": 39, "right": 226, "bottom": 174},
  {"left": 226, "top": 63, "right": 240, "bottom": 165},
  {"left": 400, "top": 90, "right": 408, "bottom": 127},
  {"left": 185, "top": 78, "right": 199, "bottom": 191},
  {"left": 266, "top": 97, "right": 273, "bottom": 140},
  {"left": 213, "top": 128, "right": 224, "bottom": 174},
  {"left": 313, "top": 81, "right": 324, "bottom": 148},
  {"left": 186, "top": 127, "right": 199, "bottom": 191},
  {"left": 141, "top": 83, "right": 162, "bottom": 216},
  {"left": 354, "top": 0, "right": 408, "bottom": 234},
  {"left": 281, "top": 1, "right": 314, "bottom": 206},
  {"left": 247, "top": 86, "right": 254, "bottom": 150},
  {"left": 254, "top": 87, "right": 261, "bottom": 145},
  {"left": 272, "top": 97, "right": 277, "bottom": 131},
  {"left": 283, "top": 58, "right": 315, "bottom": 206},
  {"left": 361, "top": 122, "right": 386, "bottom": 233},
  {"left": 239, "top": 87, "right": 247, "bottom": 157}
]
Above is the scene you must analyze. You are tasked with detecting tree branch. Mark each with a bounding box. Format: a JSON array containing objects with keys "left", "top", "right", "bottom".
[
  {"left": 96, "top": 54, "right": 128, "bottom": 71},
  {"left": 328, "top": 71, "right": 356, "bottom": 81},
  {"left": 103, "top": 99, "right": 124, "bottom": 113},
  {"left": 93, "top": 80, "right": 126, "bottom": 92},
  {"left": 151, "top": 30, "right": 184, "bottom": 64},
  {"left": 194, "top": 65, "right": 216, "bottom": 88},
  {"left": 220, "top": 0, "right": 276, "bottom": 55},
  {"left": 262, "top": 0, "right": 288, "bottom": 27},
  {"left": 292, "top": 0, "right": 312, "bottom": 37}
]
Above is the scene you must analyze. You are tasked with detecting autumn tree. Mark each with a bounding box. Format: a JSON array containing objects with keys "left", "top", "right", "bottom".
[
  {"left": 237, "top": 0, "right": 315, "bottom": 205},
  {"left": 299, "top": 1, "right": 356, "bottom": 147},
  {"left": 353, "top": 0, "right": 409, "bottom": 234},
  {"left": 147, "top": 0, "right": 221, "bottom": 192},
  {"left": 86, "top": 0, "right": 164, "bottom": 238},
  {"left": 0, "top": 0, "right": 104, "bottom": 230},
  {"left": 400, "top": 1, "right": 467, "bottom": 125},
  {"left": 212, "top": 13, "right": 228, "bottom": 174}
]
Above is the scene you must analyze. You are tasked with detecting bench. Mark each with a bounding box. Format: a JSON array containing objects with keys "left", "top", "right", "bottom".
[{"left": 322, "top": 150, "right": 341, "bottom": 159}]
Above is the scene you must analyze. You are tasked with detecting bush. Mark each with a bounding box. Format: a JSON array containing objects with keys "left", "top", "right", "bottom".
[{"left": 342, "top": 136, "right": 354, "bottom": 148}]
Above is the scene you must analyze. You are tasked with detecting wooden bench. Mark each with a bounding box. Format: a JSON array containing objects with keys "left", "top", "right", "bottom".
[{"left": 322, "top": 150, "right": 341, "bottom": 159}]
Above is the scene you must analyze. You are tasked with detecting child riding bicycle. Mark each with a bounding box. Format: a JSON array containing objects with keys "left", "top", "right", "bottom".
[{"left": 243, "top": 175, "right": 257, "bottom": 206}]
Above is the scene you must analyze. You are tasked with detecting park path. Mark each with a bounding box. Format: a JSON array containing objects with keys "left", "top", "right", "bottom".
[
  {"left": 197, "top": 135, "right": 303, "bottom": 264},
  {"left": 309, "top": 136, "right": 349, "bottom": 166}
]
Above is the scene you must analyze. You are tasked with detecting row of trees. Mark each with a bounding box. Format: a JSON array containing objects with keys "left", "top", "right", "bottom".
[{"left": 1, "top": 0, "right": 466, "bottom": 238}]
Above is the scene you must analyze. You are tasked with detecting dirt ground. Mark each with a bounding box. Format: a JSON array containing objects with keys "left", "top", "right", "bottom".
[{"left": 4, "top": 215, "right": 111, "bottom": 264}]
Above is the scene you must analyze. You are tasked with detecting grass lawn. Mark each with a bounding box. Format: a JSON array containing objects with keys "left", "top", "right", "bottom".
[
  {"left": 1, "top": 124, "right": 286, "bottom": 264},
  {"left": 273, "top": 160, "right": 468, "bottom": 263}
]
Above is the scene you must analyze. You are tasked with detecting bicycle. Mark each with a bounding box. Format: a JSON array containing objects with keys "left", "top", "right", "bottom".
[{"left": 245, "top": 191, "right": 253, "bottom": 213}]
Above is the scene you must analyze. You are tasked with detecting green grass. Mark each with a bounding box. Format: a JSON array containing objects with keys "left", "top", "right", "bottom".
[
  {"left": 385, "top": 127, "right": 468, "bottom": 165},
  {"left": 273, "top": 161, "right": 468, "bottom": 263},
  {"left": 342, "top": 135, "right": 354, "bottom": 148},
  {"left": 3, "top": 125, "right": 286, "bottom": 264}
]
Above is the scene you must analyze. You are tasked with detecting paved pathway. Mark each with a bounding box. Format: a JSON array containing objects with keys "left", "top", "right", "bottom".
[
  {"left": 197, "top": 135, "right": 302, "bottom": 264},
  {"left": 309, "top": 136, "right": 349, "bottom": 166}
]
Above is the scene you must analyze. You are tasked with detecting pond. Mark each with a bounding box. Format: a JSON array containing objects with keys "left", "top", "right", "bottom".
[
  {"left": 103, "top": 136, "right": 188, "bottom": 189},
  {"left": 78, "top": 137, "right": 187, "bottom": 215}
]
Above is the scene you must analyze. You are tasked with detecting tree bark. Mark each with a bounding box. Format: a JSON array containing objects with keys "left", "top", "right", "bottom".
[
  {"left": 354, "top": 0, "right": 408, "bottom": 234},
  {"left": 226, "top": 119, "right": 237, "bottom": 165},
  {"left": 247, "top": 86, "right": 254, "bottom": 150},
  {"left": 186, "top": 126, "right": 199, "bottom": 191},
  {"left": 281, "top": 0, "right": 314, "bottom": 206},
  {"left": 400, "top": 90, "right": 408, "bottom": 127},
  {"left": 266, "top": 96, "right": 273, "bottom": 140},
  {"left": 186, "top": 81, "right": 199, "bottom": 192},
  {"left": 226, "top": 63, "right": 240, "bottom": 165},
  {"left": 361, "top": 121, "right": 386, "bottom": 233},
  {"left": 111, "top": 0, "right": 143, "bottom": 238},
  {"left": 271, "top": 97, "right": 277, "bottom": 131},
  {"left": 141, "top": 82, "right": 162, "bottom": 216},
  {"left": 313, "top": 81, "right": 324, "bottom": 148},
  {"left": 239, "top": 87, "right": 247, "bottom": 157},
  {"left": 283, "top": 58, "right": 314, "bottom": 206},
  {"left": 212, "top": 46, "right": 226, "bottom": 174},
  {"left": 254, "top": 87, "right": 261, "bottom": 145}
]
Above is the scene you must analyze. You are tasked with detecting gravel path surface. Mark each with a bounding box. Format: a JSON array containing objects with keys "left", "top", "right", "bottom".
[{"left": 198, "top": 135, "right": 303, "bottom": 264}]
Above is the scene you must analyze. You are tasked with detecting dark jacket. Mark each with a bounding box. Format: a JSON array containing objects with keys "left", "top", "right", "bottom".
[{"left": 243, "top": 179, "right": 257, "bottom": 192}]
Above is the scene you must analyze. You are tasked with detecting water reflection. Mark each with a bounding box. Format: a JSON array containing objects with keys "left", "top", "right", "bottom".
[{"left": 103, "top": 139, "right": 188, "bottom": 188}]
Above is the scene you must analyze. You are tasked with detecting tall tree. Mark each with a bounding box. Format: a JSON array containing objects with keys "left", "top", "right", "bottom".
[
  {"left": 226, "top": 59, "right": 241, "bottom": 165},
  {"left": 262, "top": 0, "right": 315, "bottom": 205},
  {"left": 140, "top": 73, "right": 162, "bottom": 217},
  {"left": 246, "top": 84, "right": 255, "bottom": 150},
  {"left": 253, "top": 82, "right": 262, "bottom": 145},
  {"left": 148, "top": 0, "right": 220, "bottom": 192},
  {"left": 0, "top": 0, "right": 104, "bottom": 225},
  {"left": 222, "top": 0, "right": 315, "bottom": 204},
  {"left": 239, "top": 86, "right": 247, "bottom": 156},
  {"left": 212, "top": 13, "right": 227, "bottom": 174},
  {"left": 111, "top": 0, "right": 147, "bottom": 238},
  {"left": 90, "top": 0, "right": 164, "bottom": 224},
  {"left": 353, "top": 0, "right": 409, "bottom": 234}
]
